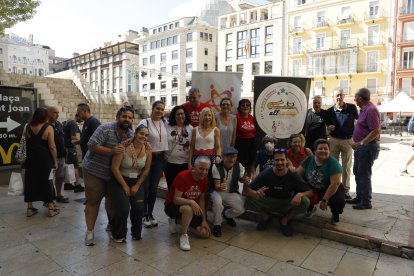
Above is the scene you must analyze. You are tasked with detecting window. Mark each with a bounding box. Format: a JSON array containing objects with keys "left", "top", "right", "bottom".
[
  {"left": 171, "top": 95, "right": 178, "bottom": 105},
  {"left": 292, "top": 59, "right": 302, "bottom": 76},
  {"left": 366, "top": 78, "right": 377, "bottom": 93},
  {"left": 403, "top": 48, "right": 414, "bottom": 68},
  {"left": 237, "top": 30, "right": 248, "bottom": 59},
  {"left": 187, "top": 32, "right": 193, "bottom": 42},
  {"left": 316, "top": 11, "right": 326, "bottom": 27},
  {"left": 161, "top": 81, "right": 166, "bottom": 89},
  {"left": 340, "top": 6, "right": 351, "bottom": 22},
  {"left": 265, "top": 43, "right": 273, "bottom": 56},
  {"left": 161, "top": 39, "right": 166, "bottom": 47},
  {"left": 160, "top": 67, "right": 166, "bottom": 73},
  {"left": 226, "top": 33, "right": 233, "bottom": 45},
  {"left": 156, "top": 40, "right": 161, "bottom": 48},
  {"left": 367, "top": 51, "right": 379, "bottom": 71},
  {"left": 367, "top": 25, "right": 380, "bottom": 45},
  {"left": 265, "top": 26, "right": 273, "bottom": 37},
  {"left": 142, "top": 58, "right": 147, "bottom": 66},
  {"left": 237, "top": 64, "right": 244, "bottom": 72},
  {"left": 265, "top": 61, "right": 272, "bottom": 74},
  {"left": 186, "top": 80, "right": 192, "bottom": 87},
  {"left": 339, "top": 79, "right": 350, "bottom": 95},
  {"left": 142, "top": 84, "right": 148, "bottom": 92},
  {"left": 160, "top": 53, "right": 166, "bottom": 63},
  {"left": 226, "top": 49, "right": 232, "bottom": 61},
  {"left": 172, "top": 79, "right": 178, "bottom": 88},
  {"left": 150, "top": 96, "right": 155, "bottom": 104},
  {"left": 340, "top": 29, "right": 351, "bottom": 48},
  {"left": 293, "top": 16, "right": 302, "bottom": 31},
  {"left": 169, "top": 24, "right": 173, "bottom": 29},
  {"left": 250, "top": 28, "right": 260, "bottom": 58},
  {"left": 173, "top": 35, "right": 178, "bottom": 44},
  {"left": 186, "top": 48, "right": 193, "bottom": 58},
  {"left": 369, "top": 1, "right": 379, "bottom": 19},
  {"left": 150, "top": 55, "right": 155, "bottom": 64},
  {"left": 297, "top": 0, "right": 306, "bottom": 5},
  {"left": 204, "top": 63, "right": 208, "bottom": 70},
  {"left": 314, "top": 57, "right": 324, "bottom": 75},
  {"left": 316, "top": 33, "right": 325, "bottom": 50},
  {"left": 204, "top": 48, "right": 208, "bottom": 55},
  {"left": 172, "top": 65, "right": 178, "bottom": 74},
  {"left": 150, "top": 82, "right": 155, "bottom": 90},
  {"left": 161, "top": 96, "right": 166, "bottom": 103},
  {"left": 314, "top": 81, "right": 324, "bottom": 95},
  {"left": 186, "top": 63, "right": 193, "bottom": 72},
  {"left": 293, "top": 37, "right": 302, "bottom": 54},
  {"left": 167, "top": 37, "right": 172, "bottom": 45},
  {"left": 209, "top": 33, "right": 213, "bottom": 42},
  {"left": 164, "top": 25, "right": 167, "bottom": 31},
  {"left": 252, "top": 62, "right": 260, "bottom": 75},
  {"left": 175, "top": 22, "right": 179, "bottom": 27},
  {"left": 0, "top": 48, "right": 3, "bottom": 54},
  {"left": 225, "top": 65, "right": 232, "bottom": 72},
  {"left": 325, "top": 56, "right": 336, "bottom": 74},
  {"left": 172, "top": 50, "right": 178, "bottom": 60}
]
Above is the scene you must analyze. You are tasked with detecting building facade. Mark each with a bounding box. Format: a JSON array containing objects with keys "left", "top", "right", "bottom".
[
  {"left": 134, "top": 17, "right": 217, "bottom": 108},
  {"left": 217, "top": 1, "right": 285, "bottom": 99},
  {"left": 394, "top": 0, "right": 414, "bottom": 97},
  {"left": 288, "top": 0, "right": 392, "bottom": 104}
]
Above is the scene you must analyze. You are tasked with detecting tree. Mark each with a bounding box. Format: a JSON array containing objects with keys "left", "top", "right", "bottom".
[{"left": 0, "top": 0, "right": 41, "bottom": 35}]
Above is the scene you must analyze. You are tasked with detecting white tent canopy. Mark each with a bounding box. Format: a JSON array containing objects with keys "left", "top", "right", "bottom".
[{"left": 377, "top": 92, "right": 414, "bottom": 113}]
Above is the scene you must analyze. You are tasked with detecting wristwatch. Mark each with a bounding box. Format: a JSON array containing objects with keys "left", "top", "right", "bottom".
[{"left": 360, "top": 141, "right": 365, "bottom": 146}]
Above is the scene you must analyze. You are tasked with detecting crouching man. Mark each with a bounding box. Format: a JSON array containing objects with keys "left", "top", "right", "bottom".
[
  {"left": 211, "top": 147, "right": 250, "bottom": 237},
  {"left": 164, "top": 156, "right": 211, "bottom": 251},
  {"left": 243, "top": 148, "right": 312, "bottom": 236}
]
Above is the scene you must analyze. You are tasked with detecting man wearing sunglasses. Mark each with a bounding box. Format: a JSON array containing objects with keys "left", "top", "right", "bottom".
[{"left": 243, "top": 148, "right": 312, "bottom": 237}]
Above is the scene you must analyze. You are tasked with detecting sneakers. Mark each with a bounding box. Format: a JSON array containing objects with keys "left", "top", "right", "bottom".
[
  {"left": 222, "top": 210, "right": 237, "bottom": 227},
  {"left": 111, "top": 234, "right": 125, "bottom": 243},
  {"left": 179, "top": 234, "right": 191, "bottom": 251},
  {"left": 74, "top": 184, "right": 85, "bottom": 193},
  {"left": 26, "top": 207, "right": 38, "bottom": 217},
  {"left": 331, "top": 213, "right": 340, "bottom": 225},
  {"left": 213, "top": 225, "right": 222, "bottom": 237},
  {"left": 305, "top": 206, "right": 317, "bottom": 218},
  {"left": 149, "top": 215, "right": 158, "bottom": 227},
  {"left": 64, "top": 183, "right": 75, "bottom": 190},
  {"left": 168, "top": 218, "right": 177, "bottom": 234},
  {"left": 256, "top": 216, "right": 272, "bottom": 231},
  {"left": 279, "top": 220, "right": 294, "bottom": 237},
  {"left": 105, "top": 223, "right": 113, "bottom": 232},
  {"left": 143, "top": 215, "right": 152, "bottom": 228},
  {"left": 85, "top": 231, "right": 95, "bottom": 246}
]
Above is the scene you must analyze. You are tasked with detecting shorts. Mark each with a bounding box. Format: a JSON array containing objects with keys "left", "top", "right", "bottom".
[
  {"left": 164, "top": 203, "right": 202, "bottom": 228},
  {"left": 55, "top": 157, "right": 66, "bottom": 178},
  {"left": 65, "top": 147, "right": 79, "bottom": 168},
  {"left": 84, "top": 170, "right": 110, "bottom": 205}
]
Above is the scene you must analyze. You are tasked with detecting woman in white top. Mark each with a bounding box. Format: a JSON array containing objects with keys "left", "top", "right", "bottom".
[
  {"left": 111, "top": 125, "right": 152, "bottom": 242},
  {"left": 189, "top": 107, "right": 222, "bottom": 167},
  {"left": 165, "top": 105, "right": 193, "bottom": 190},
  {"left": 138, "top": 101, "right": 168, "bottom": 228},
  {"left": 216, "top": 97, "right": 236, "bottom": 149}
]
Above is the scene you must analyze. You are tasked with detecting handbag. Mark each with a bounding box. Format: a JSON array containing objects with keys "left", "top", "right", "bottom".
[
  {"left": 8, "top": 171, "right": 24, "bottom": 196},
  {"left": 63, "top": 164, "right": 76, "bottom": 183},
  {"left": 15, "top": 125, "right": 27, "bottom": 163}
]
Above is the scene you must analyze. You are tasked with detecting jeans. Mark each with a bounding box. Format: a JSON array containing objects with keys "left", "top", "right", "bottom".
[
  {"left": 353, "top": 143, "right": 380, "bottom": 205},
  {"left": 111, "top": 176, "right": 145, "bottom": 239},
  {"left": 144, "top": 153, "right": 164, "bottom": 215}
]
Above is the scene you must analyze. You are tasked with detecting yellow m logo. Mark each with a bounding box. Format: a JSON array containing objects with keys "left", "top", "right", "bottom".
[{"left": 0, "top": 143, "right": 20, "bottom": 165}]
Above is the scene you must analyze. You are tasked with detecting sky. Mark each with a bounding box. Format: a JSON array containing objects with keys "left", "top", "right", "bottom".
[{"left": 7, "top": 0, "right": 268, "bottom": 58}]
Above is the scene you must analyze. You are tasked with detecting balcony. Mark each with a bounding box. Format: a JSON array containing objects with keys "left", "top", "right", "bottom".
[
  {"left": 312, "top": 20, "right": 330, "bottom": 30},
  {"left": 337, "top": 16, "right": 354, "bottom": 26},
  {"left": 288, "top": 45, "right": 307, "bottom": 56},
  {"left": 364, "top": 9, "right": 386, "bottom": 23},
  {"left": 306, "top": 65, "right": 357, "bottom": 76},
  {"left": 398, "top": 35, "right": 414, "bottom": 47},
  {"left": 361, "top": 36, "right": 386, "bottom": 48},
  {"left": 399, "top": 7, "right": 414, "bottom": 21},
  {"left": 289, "top": 25, "right": 306, "bottom": 34},
  {"left": 331, "top": 38, "right": 360, "bottom": 49},
  {"left": 357, "top": 63, "right": 384, "bottom": 73}
]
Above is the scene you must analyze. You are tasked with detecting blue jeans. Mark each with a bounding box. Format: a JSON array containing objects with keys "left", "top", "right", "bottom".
[
  {"left": 144, "top": 153, "right": 164, "bottom": 215},
  {"left": 353, "top": 143, "right": 380, "bottom": 205}
]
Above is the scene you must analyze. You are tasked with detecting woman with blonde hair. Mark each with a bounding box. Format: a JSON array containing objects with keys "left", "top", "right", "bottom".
[{"left": 189, "top": 107, "right": 222, "bottom": 167}]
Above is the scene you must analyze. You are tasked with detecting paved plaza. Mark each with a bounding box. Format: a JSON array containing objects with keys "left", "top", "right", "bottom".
[{"left": 0, "top": 134, "right": 414, "bottom": 275}]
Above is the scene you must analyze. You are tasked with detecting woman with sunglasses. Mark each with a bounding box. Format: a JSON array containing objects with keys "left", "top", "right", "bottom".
[
  {"left": 138, "top": 101, "right": 168, "bottom": 228},
  {"left": 110, "top": 125, "right": 152, "bottom": 242},
  {"left": 215, "top": 97, "right": 237, "bottom": 149},
  {"left": 235, "top": 99, "right": 256, "bottom": 177},
  {"left": 287, "top": 134, "right": 313, "bottom": 171},
  {"left": 296, "top": 138, "right": 345, "bottom": 225},
  {"left": 164, "top": 105, "right": 193, "bottom": 190}
]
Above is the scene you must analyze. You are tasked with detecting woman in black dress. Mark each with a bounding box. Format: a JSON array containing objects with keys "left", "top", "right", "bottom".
[{"left": 25, "top": 107, "right": 59, "bottom": 217}]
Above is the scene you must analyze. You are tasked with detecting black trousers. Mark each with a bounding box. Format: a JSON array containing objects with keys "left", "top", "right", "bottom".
[
  {"left": 111, "top": 176, "right": 145, "bottom": 239},
  {"left": 328, "top": 184, "right": 346, "bottom": 215},
  {"left": 164, "top": 162, "right": 188, "bottom": 191}
]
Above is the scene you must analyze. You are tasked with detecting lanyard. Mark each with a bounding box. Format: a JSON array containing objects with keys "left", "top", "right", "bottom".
[
  {"left": 129, "top": 143, "right": 144, "bottom": 173},
  {"left": 151, "top": 119, "right": 162, "bottom": 143}
]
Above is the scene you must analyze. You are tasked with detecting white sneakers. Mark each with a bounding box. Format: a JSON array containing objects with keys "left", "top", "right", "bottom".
[
  {"left": 169, "top": 218, "right": 177, "bottom": 234},
  {"left": 180, "top": 234, "right": 191, "bottom": 251},
  {"left": 143, "top": 215, "right": 158, "bottom": 228},
  {"left": 149, "top": 215, "right": 158, "bottom": 226},
  {"left": 110, "top": 234, "right": 125, "bottom": 243},
  {"left": 84, "top": 231, "right": 95, "bottom": 246}
]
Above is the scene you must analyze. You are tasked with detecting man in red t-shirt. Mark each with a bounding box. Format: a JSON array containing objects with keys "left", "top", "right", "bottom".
[
  {"left": 182, "top": 87, "right": 211, "bottom": 127},
  {"left": 164, "top": 156, "right": 211, "bottom": 251}
]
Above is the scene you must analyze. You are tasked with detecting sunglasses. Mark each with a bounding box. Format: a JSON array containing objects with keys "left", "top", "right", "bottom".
[{"left": 274, "top": 148, "right": 287, "bottom": 153}]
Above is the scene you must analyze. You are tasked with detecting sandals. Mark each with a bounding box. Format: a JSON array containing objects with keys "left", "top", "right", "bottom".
[
  {"left": 56, "top": 196, "right": 69, "bottom": 203},
  {"left": 48, "top": 208, "right": 60, "bottom": 217},
  {"left": 26, "top": 207, "right": 38, "bottom": 217}
]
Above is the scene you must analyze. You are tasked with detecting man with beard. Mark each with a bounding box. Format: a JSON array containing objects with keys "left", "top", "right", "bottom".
[
  {"left": 82, "top": 107, "right": 134, "bottom": 246},
  {"left": 243, "top": 148, "right": 312, "bottom": 237}
]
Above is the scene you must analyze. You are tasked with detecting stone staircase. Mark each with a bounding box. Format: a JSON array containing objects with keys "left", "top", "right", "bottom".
[{"left": 0, "top": 70, "right": 148, "bottom": 123}]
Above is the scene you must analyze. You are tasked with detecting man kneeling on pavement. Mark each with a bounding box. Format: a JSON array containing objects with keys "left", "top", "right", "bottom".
[
  {"left": 211, "top": 147, "right": 250, "bottom": 237},
  {"left": 243, "top": 148, "right": 312, "bottom": 236}
]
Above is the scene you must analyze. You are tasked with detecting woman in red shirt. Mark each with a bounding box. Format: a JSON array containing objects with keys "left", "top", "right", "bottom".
[
  {"left": 287, "top": 133, "right": 313, "bottom": 171},
  {"left": 235, "top": 99, "right": 256, "bottom": 177}
]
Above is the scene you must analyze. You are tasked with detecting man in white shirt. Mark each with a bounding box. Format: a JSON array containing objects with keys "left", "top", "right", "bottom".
[{"left": 210, "top": 147, "right": 250, "bottom": 237}]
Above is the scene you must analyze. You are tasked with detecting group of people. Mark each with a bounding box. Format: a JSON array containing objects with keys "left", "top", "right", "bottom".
[{"left": 21, "top": 85, "right": 381, "bottom": 252}]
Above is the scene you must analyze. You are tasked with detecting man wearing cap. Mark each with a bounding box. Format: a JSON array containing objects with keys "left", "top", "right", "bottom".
[
  {"left": 210, "top": 147, "right": 250, "bottom": 237},
  {"left": 243, "top": 148, "right": 312, "bottom": 237}
]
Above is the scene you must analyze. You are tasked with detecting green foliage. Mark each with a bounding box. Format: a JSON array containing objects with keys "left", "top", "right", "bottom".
[{"left": 0, "top": 0, "right": 41, "bottom": 35}]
